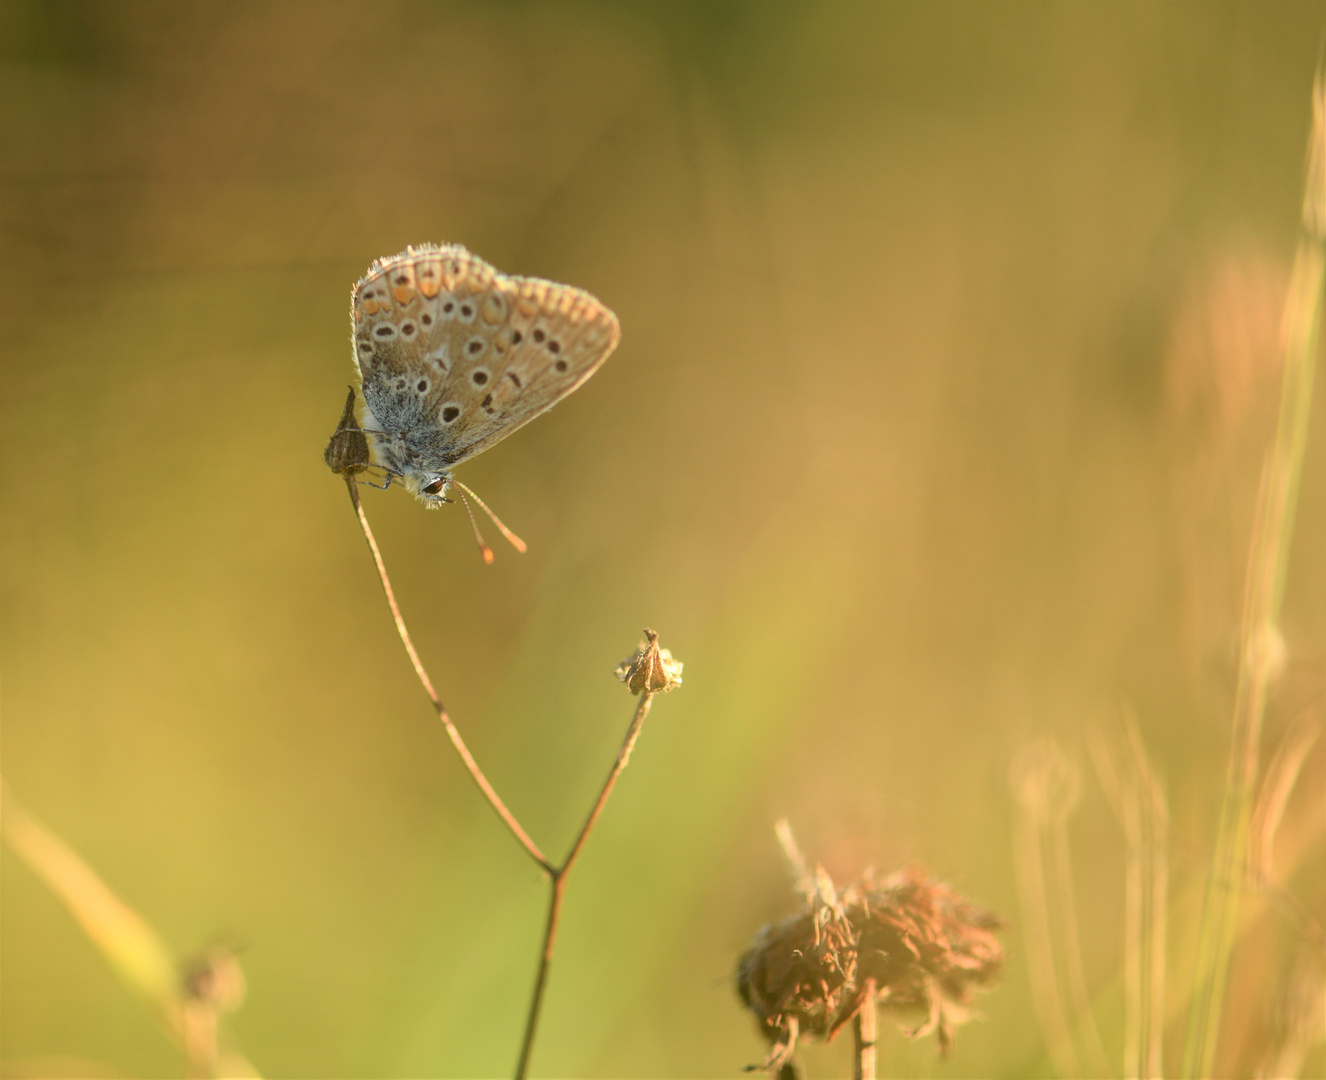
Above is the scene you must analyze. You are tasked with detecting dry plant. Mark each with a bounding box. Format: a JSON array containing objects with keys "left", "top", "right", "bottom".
[
  {"left": 330, "top": 450, "right": 682, "bottom": 1076},
  {"left": 735, "top": 820, "right": 1004, "bottom": 1080},
  {"left": 1009, "top": 740, "right": 1111, "bottom": 1079},
  {"left": 1182, "top": 67, "right": 1326, "bottom": 1080},
  {"left": 0, "top": 408, "right": 682, "bottom": 1080},
  {"left": 1009, "top": 70, "right": 1326, "bottom": 1080},
  {"left": 0, "top": 778, "right": 258, "bottom": 1079},
  {"left": 1089, "top": 713, "right": 1170, "bottom": 1080}
]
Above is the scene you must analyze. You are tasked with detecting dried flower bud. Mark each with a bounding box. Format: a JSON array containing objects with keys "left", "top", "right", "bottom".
[
  {"left": 737, "top": 842, "right": 1003, "bottom": 1073},
  {"left": 615, "top": 629, "right": 683, "bottom": 694},
  {"left": 324, "top": 386, "right": 372, "bottom": 478},
  {"left": 181, "top": 945, "right": 246, "bottom": 1014}
]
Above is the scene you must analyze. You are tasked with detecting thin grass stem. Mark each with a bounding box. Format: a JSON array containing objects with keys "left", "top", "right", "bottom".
[
  {"left": 853, "top": 979, "right": 878, "bottom": 1080},
  {"left": 1049, "top": 813, "right": 1113, "bottom": 1077},
  {"left": 560, "top": 690, "right": 655, "bottom": 879},
  {"left": 1133, "top": 723, "right": 1169, "bottom": 1080},
  {"left": 1183, "top": 70, "right": 1326, "bottom": 1078},
  {"left": 345, "top": 479, "right": 552, "bottom": 873},
  {"left": 1012, "top": 787, "right": 1080, "bottom": 1077}
]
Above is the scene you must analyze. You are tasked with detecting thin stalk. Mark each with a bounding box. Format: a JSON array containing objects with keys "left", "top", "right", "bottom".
[
  {"left": 560, "top": 689, "right": 656, "bottom": 879},
  {"left": 1183, "top": 72, "right": 1326, "bottom": 1078},
  {"left": 514, "top": 689, "right": 656, "bottom": 1080},
  {"left": 1049, "top": 813, "right": 1112, "bottom": 1077},
  {"left": 1012, "top": 803, "right": 1079, "bottom": 1078},
  {"left": 1095, "top": 716, "right": 1170, "bottom": 1080},
  {"left": 1137, "top": 727, "right": 1169, "bottom": 1080},
  {"left": 853, "top": 980, "right": 878, "bottom": 1080},
  {"left": 345, "top": 479, "right": 552, "bottom": 873}
]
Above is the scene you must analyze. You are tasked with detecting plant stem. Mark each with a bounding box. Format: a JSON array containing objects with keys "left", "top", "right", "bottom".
[
  {"left": 1182, "top": 72, "right": 1325, "bottom": 1078},
  {"left": 516, "top": 874, "right": 566, "bottom": 1080},
  {"left": 562, "top": 689, "right": 655, "bottom": 879},
  {"left": 346, "top": 482, "right": 666, "bottom": 1077},
  {"left": 346, "top": 479, "right": 552, "bottom": 873},
  {"left": 853, "top": 980, "right": 877, "bottom": 1080},
  {"left": 514, "top": 689, "right": 656, "bottom": 1079}
]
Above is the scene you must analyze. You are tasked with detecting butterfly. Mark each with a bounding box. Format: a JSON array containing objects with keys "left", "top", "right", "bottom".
[{"left": 328, "top": 244, "right": 620, "bottom": 556}]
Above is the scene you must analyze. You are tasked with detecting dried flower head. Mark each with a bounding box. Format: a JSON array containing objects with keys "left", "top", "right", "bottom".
[
  {"left": 324, "top": 386, "right": 372, "bottom": 478},
  {"left": 737, "top": 851, "right": 1003, "bottom": 1072},
  {"left": 180, "top": 945, "right": 246, "bottom": 1014},
  {"left": 615, "top": 628, "right": 683, "bottom": 694},
  {"left": 736, "top": 864, "right": 859, "bottom": 1072}
]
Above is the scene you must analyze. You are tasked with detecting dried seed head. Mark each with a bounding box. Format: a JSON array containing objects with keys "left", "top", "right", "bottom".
[
  {"left": 737, "top": 871, "right": 858, "bottom": 1071},
  {"left": 736, "top": 836, "right": 1003, "bottom": 1072},
  {"left": 615, "top": 628, "right": 683, "bottom": 694},
  {"left": 850, "top": 868, "right": 1004, "bottom": 1055},
  {"left": 181, "top": 945, "right": 246, "bottom": 1014},
  {"left": 324, "top": 386, "right": 372, "bottom": 478}
]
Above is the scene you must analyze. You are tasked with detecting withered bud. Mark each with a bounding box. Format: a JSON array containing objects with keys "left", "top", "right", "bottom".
[
  {"left": 737, "top": 856, "right": 1003, "bottom": 1072},
  {"left": 615, "top": 628, "right": 683, "bottom": 694},
  {"left": 324, "top": 386, "right": 372, "bottom": 478},
  {"left": 181, "top": 945, "right": 246, "bottom": 1014}
]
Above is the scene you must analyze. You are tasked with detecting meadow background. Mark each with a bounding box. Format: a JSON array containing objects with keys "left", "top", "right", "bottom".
[{"left": 2, "top": 2, "right": 1324, "bottom": 1077}]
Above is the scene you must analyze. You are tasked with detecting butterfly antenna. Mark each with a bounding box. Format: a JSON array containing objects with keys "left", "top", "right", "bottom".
[
  {"left": 450, "top": 478, "right": 528, "bottom": 556},
  {"left": 452, "top": 486, "right": 496, "bottom": 565}
]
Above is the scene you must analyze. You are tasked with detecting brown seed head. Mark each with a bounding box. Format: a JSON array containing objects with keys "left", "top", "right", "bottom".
[
  {"left": 324, "top": 386, "right": 372, "bottom": 478},
  {"left": 737, "top": 852, "right": 1003, "bottom": 1071},
  {"left": 180, "top": 945, "right": 246, "bottom": 1014},
  {"left": 615, "top": 628, "right": 684, "bottom": 694}
]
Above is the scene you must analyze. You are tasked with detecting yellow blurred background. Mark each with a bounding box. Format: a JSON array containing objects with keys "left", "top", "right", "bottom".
[{"left": 2, "top": 2, "right": 1324, "bottom": 1077}]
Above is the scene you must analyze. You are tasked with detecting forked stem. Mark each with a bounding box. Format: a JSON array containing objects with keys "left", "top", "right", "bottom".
[
  {"left": 344, "top": 479, "right": 552, "bottom": 872},
  {"left": 514, "top": 689, "right": 657, "bottom": 1080},
  {"left": 346, "top": 479, "right": 666, "bottom": 1078}
]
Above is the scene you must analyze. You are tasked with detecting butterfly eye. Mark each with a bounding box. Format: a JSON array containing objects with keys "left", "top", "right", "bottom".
[{"left": 422, "top": 477, "right": 447, "bottom": 496}]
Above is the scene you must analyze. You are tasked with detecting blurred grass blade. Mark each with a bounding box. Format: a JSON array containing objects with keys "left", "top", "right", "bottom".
[
  {"left": 1010, "top": 741, "right": 1101, "bottom": 1077},
  {"left": 1249, "top": 710, "right": 1321, "bottom": 885},
  {"left": 0, "top": 777, "right": 263, "bottom": 1078},
  {"left": 1, "top": 777, "right": 179, "bottom": 1015},
  {"left": 1091, "top": 713, "right": 1169, "bottom": 1080},
  {"left": 1183, "top": 69, "right": 1326, "bottom": 1079}
]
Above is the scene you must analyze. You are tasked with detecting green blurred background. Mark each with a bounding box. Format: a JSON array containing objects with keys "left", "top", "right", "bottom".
[{"left": 3, "top": 2, "right": 1325, "bottom": 1077}]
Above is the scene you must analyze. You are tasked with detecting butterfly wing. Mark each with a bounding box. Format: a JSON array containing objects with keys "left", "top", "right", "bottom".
[{"left": 352, "top": 244, "right": 620, "bottom": 473}]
